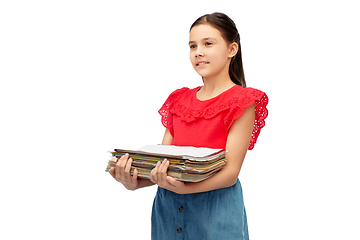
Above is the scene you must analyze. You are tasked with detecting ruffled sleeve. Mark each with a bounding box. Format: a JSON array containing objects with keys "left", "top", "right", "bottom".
[
  {"left": 224, "top": 87, "right": 269, "bottom": 150},
  {"left": 158, "top": 87, "right": 189, "bottom": 136}
]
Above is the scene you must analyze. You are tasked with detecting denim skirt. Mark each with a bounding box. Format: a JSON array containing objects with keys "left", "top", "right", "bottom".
[{"left": 151, "top": 179, "right": 249, "bottom": 240}]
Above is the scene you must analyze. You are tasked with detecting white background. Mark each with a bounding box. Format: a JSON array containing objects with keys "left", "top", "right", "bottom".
[{"left": 1, "top": 0, "right": 359, "bottom": 239}]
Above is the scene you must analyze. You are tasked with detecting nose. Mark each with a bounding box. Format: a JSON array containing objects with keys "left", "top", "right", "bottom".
[
  {"left": 195, "top": 48, "right": 204, "bottom": 58},
  {"left": 196, "top": 53, "right": 204, "bottom": 58}
]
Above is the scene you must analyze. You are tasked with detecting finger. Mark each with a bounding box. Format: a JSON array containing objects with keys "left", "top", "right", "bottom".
[
  {"left": 119, "top": 154, "right": 129, "bottom": 169},
  {"left": 115, "top": 156, "right": 123, "bottom": 180},
  {"left": 150, "top": 162, "right": 161, "bottom": 183},
  {"left": 149, "top": 169, "right": 155, "bottom": 183},
  {"left": 158, "top": 159, "right": 169, "bottom": 183},
  {"left": 161, "top": 159, "right": 170, "bottom": 172},
  {"left": 115, "top": 154, "right": 126, "bottom": 169},
  {"left": 115, "top": 154, "right": 129, "bottom": 180},
  {"left": 151, "top": 162, "right": 161, "bottom": 182},
  {"left": 132, "top": 168, "right": 138, "bottom": 182},
  {"left": 158, "top": 159, "right": 168, "bottom": 172},
  {"left": 124, "top": 157, "right": 133, "bottom": 176},
  {"left": 166, "top": 176, "right": 182, "bottom": 187}
]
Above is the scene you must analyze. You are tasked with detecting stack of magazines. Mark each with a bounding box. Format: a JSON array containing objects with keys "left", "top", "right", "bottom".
[{"left": 105, "top": 145, "right": 226, "bottom": 182}]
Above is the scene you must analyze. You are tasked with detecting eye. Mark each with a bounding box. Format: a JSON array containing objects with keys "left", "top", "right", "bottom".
[
  {"left": 205, "top": 42, "right": 213, "bottom": 46},
  {"left": 189, "top": 44, "right": 197, "bottom": 49}
]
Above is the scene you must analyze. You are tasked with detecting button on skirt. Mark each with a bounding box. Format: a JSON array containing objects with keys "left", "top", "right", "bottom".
[{"left": 151, "top": 179, "right": 249, "bottom": 240}]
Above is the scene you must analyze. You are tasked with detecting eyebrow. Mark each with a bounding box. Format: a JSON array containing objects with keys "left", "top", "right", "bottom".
[{"left": 188, "top": 37, "right": 217, "bottom": 45}]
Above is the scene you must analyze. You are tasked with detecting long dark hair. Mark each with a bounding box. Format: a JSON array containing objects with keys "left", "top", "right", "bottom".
[{"left": 190, "top": 12, "right": 246, "bottom": 87}]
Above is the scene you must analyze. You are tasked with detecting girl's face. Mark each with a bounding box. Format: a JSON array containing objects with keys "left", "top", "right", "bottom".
[{"left": 189, "top": 24, "right": 236, "bottom": 79}]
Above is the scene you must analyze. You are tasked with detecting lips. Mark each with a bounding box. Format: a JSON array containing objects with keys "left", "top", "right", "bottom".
[{"left": 196, "top": 61, "right": 209, "bottom": 66}]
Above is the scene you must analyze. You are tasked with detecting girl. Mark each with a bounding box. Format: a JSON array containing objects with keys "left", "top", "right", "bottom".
[{"left": 109, "top": 12, "right": 268, "bottom": 240}]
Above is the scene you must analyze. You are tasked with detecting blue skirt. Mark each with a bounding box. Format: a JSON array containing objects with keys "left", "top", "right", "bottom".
[{"left": 151, "top": 179, "right": 249, "bottom": 240}]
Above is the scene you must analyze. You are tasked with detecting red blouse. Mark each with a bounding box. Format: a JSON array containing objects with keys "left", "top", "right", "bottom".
[{"left": 159, "top": 85, "right": 268, "bottom": 150}]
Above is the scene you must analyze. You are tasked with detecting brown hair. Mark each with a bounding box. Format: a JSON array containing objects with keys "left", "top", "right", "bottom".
[{"left": 190, "top": 12, "right": 246, "bottom": 87}]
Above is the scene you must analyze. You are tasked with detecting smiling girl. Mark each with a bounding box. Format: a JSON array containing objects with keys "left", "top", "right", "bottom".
[{"left": 109, "top": 12, "right": 268, "bottom": 239}]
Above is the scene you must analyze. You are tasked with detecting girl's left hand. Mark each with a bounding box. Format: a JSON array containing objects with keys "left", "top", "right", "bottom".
[{"left": 150, "top": 159, "right": 186, "bottom": 194}]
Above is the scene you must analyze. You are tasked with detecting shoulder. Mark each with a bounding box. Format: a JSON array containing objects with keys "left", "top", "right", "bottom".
[
  {"left": 158, "top": 86, "right": 199, "bottom": 130},
  {"left": 164, "top": 86, "right": 200, "bottom": 103},
  {"left": 170, "top": 87, "right": 191, "bottom": 95},
  {"left": 224, "top": 85, "right": 269, "bottom": 150},
  {"left": 227, "top": 85, "right": 268, "bottom": 115},
  {"left": 159, "top": 86, "right": 196, "bottom": 114},
  {"left": 168, "top": 86, "right": 199, "bottom": 96},
  {"left": 232, "top": 85, "right": 267, "bottom": 101},
  {"left": 226, "top": 85, "right": 268, "bottom": 113}
]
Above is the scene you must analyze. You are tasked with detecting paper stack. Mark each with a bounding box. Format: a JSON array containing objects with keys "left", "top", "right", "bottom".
[{"left": 105, "top": 145, "right": 226, "bottom": 182}]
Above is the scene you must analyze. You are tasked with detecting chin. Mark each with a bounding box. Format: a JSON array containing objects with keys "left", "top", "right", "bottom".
[
  {"left": 195, "top": 70, "right": 211, "bottom": 78},
  {"left": 198, "top": 73, "right": 214, "bottom": 79}
]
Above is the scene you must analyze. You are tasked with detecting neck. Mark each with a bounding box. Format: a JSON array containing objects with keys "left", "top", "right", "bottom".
[
  {"left": 201, "top": 59, "right": 234, "bottom": 94},
  {"left": 196, "top": 72, "right": 235, "bottom": 101},
  {"left": 201, "top": 73, "right": 235, "bottom": 95}
]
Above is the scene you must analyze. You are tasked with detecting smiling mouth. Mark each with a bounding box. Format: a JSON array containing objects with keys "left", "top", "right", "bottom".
[{"left": 196, "top": 62, "right": 209, "bottom": 66}]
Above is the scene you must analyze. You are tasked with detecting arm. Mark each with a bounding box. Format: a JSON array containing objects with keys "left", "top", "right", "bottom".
[
  {"left": 109, "top": 129, "right": 173, "bottom": 190},
  {"left": 161, "top": 128, "right": 174, "bottom": 145},
  {"left": 150, "top": 104, "right": 255, "bottom": 194}
]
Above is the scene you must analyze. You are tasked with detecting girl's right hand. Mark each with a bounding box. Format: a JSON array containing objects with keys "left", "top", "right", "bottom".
[{"left": 109, "top": 153, "right": 139, "bottom": 191}]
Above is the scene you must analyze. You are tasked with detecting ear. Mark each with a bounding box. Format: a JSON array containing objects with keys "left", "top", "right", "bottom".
[{"left": 228, "top": 42, "right": 238, "bottom": 58}]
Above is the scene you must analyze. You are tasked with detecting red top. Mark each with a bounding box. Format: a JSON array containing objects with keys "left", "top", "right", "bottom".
[{"left": 159, "top": 85, "right": 268, "bottom": 150}]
